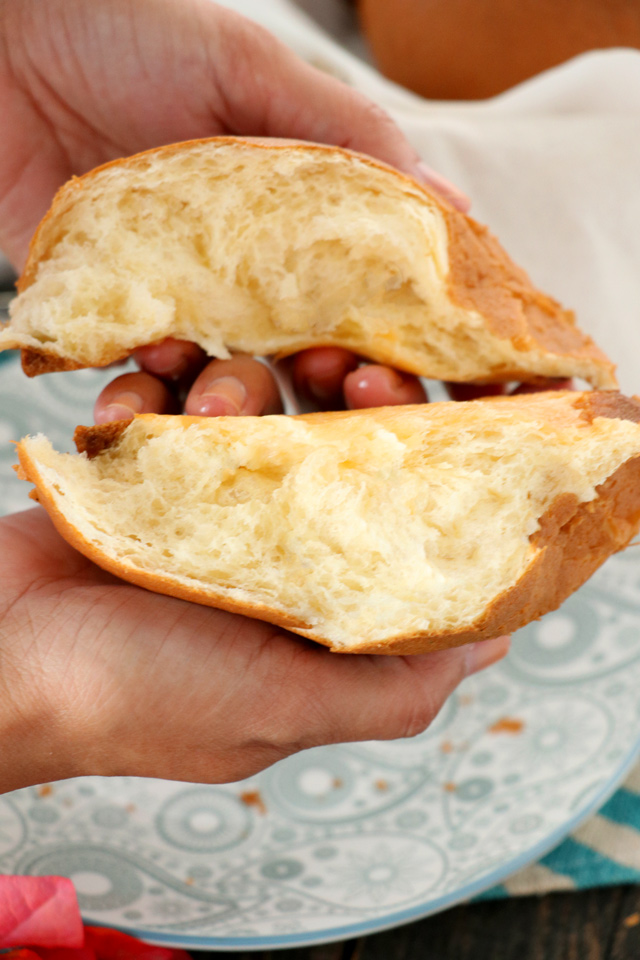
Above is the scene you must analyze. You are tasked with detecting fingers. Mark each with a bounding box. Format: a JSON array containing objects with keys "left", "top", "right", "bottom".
[
  {"left": 133, "top": 337, "right": 208, "bottom": 383},
  {"left": 344, "top": 364, "right": 427, "bottom": 409},
  {"left": 212, "top": 9, "right": 470, "bottom": 211},
  {"left": 294, "top": 351, "right": 427, "bottom": 410},
  {"left": 95, "top": 351, "right": 284, "bottom": 423},
  {"left": 95, "top": 353, "right": 571, "bottom": 426},
  {"left": 293, "top": 350, "right": 427, "bottom": 411},
  {"left": 183, "top": 355, "right": 283, "bottom": 417},
  {"left": 293, "top": 347, "right": 359, "bottom": 407},
  {"left": 94, "top": 371, "right": 178, "bottom": 423}
]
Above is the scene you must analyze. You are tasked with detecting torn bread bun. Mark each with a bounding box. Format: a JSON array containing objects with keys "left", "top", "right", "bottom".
[
  {"left": 1, "top": 137, "right": 615, "bottom": 387},
  {"left": 16, "top": 391, "right": 640, "bottom": 654}
]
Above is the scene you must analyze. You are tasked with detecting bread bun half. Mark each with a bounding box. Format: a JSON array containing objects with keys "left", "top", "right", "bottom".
[
  {"left": 15, "top": 391, "right": 640, "bottom": 653},
  {"left": 1, "top": 137, "right": 614, "bottom": 387}
]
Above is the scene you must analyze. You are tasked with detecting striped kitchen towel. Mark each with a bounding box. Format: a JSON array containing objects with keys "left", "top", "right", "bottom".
[{"left": 482, "top": 764, "right": 640, "bottom": 897}]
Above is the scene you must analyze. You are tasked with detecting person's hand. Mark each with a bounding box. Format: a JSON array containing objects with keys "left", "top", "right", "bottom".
[
  {"left": 0, "top": 0, "right": 469, "bottom": 419},
  {"left": 0, "top": 0, "right": 470, "bottom": 268},
  {"left": 0, "top": 0, "right": 511, "bottom": 797},
  {"left": 0, "top": 509, "right": 509, "bottom": 793}
]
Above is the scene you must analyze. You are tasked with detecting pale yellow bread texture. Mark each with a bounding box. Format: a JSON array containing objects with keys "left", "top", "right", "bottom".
[
  {"left": 1, "top": 137, "right": 615, "bottom": 387},
  {"left": 16, "top": 391, "right": 640, "bottom": 654}
]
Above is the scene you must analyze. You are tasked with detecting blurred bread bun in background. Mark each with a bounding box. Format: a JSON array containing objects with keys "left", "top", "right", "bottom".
[{"left": 358, "top": 0, "right": 640, "bottom": 99}]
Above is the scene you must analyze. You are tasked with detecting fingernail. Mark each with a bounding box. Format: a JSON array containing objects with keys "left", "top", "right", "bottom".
[
  {"left": 95, "top": 392, "right": 143, "bottom": 424},
  {"left": 465, "top": 636, "right": 511, "bottom": 676},
  {"left": 352, "top": 367, "right": 401, "bottom": 392},
  {"left": 414, "top": 162, "right": 471, "bottom": 212},
  {"left": 196, "top": 376, "right": 247, "bottom": 417}
]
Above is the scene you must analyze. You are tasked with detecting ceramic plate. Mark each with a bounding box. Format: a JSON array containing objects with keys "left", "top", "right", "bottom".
[{"left": 2, "top": 353, "right": 640, "bottom": 950}]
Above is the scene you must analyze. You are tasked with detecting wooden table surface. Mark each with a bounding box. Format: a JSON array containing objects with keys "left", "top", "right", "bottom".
[{"left": 195, "top": 887, "right": 640, "bottom": 960}]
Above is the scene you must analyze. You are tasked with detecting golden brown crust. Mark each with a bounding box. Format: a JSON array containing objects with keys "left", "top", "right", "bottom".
[
  {"left": 21, "top": 349, "right": 85, "bottom": 377},
  {"left": 74, "top": 421, "right": 132, "bottom": 458},
  {"left": 71, "top": 391, "right": 640, "bottom": 451},
  {"left": 441, "top": 207, "right": 616, "bottom": 382},
  {"left": 574, "top": 390, "right": 640, "bottom": 424},
  {"left": 15, "top": 136, "right": 616, "bottom": 386},
  {"left": 345, "top": 391, "right": 640, "bottom": 652},
  {"left": 348, "top": 455, "right": 640, "bottom": 654}
]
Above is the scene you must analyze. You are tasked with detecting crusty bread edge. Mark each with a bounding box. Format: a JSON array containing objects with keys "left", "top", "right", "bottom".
[
  {"left": 15, "top": 391, "right": 640, "bottom": 654},
  {"left": 350, "top": 457, "right": 640, "bottom": 653},
  {"left": 13, "top": 136, "right": 616, "bottom": 387}
]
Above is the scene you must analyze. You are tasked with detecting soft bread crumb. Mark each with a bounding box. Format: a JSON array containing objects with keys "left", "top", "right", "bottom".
[
  {"left": 1, "top": 139, "right": 615, "bottom": 387},
  {"left": 16, "top": 393, "right": 640, "bottom": 650}
]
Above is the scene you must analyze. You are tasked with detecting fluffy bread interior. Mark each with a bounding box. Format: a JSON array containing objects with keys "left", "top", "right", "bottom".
[
  {"left": 17, "top": 393, "right": 640, "bottom": 651},
  {"left": 2, "top": 139, "right": 614, "bottom": 386}
]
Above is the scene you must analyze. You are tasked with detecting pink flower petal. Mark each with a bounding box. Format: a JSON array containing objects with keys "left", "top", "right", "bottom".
[
  {"left": 0, "top": 876, "right": 84, "bottom": 948},
  {"left": 85, "top": 927, "right": 191, "bottom": 960}
]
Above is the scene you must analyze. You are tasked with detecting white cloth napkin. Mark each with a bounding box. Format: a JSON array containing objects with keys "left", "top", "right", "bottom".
[{"left": 217, "top": 0, "right": 640, "bottom": 394}]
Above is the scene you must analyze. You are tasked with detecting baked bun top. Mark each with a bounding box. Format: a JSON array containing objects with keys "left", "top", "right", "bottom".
[{"left": 0, "top": 137, "right": 615, "bottom": 387}]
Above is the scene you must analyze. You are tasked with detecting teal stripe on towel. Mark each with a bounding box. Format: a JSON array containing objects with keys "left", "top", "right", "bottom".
[
  {"left": 474, "top": 884, "right": 508, "bottom": 901},
  {"left": 540, "top": 837, "right": 640, "bottom": 888},
  {"left": 599, "top": 788, "right": 640, "bottom": 832}
]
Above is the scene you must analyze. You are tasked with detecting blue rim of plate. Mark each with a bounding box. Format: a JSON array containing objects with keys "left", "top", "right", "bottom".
[{"left": 81, "top": 731, "right": 640, "bottom": 951}]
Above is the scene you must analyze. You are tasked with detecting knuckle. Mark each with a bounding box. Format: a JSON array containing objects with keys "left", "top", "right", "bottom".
[
  {"left": 207, "top": 748, "right": 285, "bottom": 784},
  {"left": 249, "top": 716, "right": 317, "bottom": 759},
  {"left": 352, "top": 96, "right": 399, "bottom": 137},
  {"left": 363, "top": 99, "right": 394, "bottom": 126},
  {"left": 397, "top": 697, "right": 440, "bottom": 740}
]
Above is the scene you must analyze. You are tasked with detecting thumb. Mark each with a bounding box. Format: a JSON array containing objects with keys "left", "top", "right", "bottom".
[{"left": 274, "top": 635, "right": 511, "bottom": 750}]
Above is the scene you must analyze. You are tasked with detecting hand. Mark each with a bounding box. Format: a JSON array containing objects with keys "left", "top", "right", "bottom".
[
  {"left": 0, "top": 0, "right": 469, "bottom": 419},
  {"left": 93, "top": 346, "right": 574, "bottom": 429},
  {"left": 0, "top": 0, "right": 469, "bottom": 270},
  {"left": 0, "top": 509, "right": 509, "bottom": 792},
  {"left": 0, "top": 0, "right": 509, "bottom": 795}
]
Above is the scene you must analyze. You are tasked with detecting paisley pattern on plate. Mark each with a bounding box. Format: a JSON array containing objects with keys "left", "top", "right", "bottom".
[{"left": 1, "top": 352, "right": 640, "bottom": 949}]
